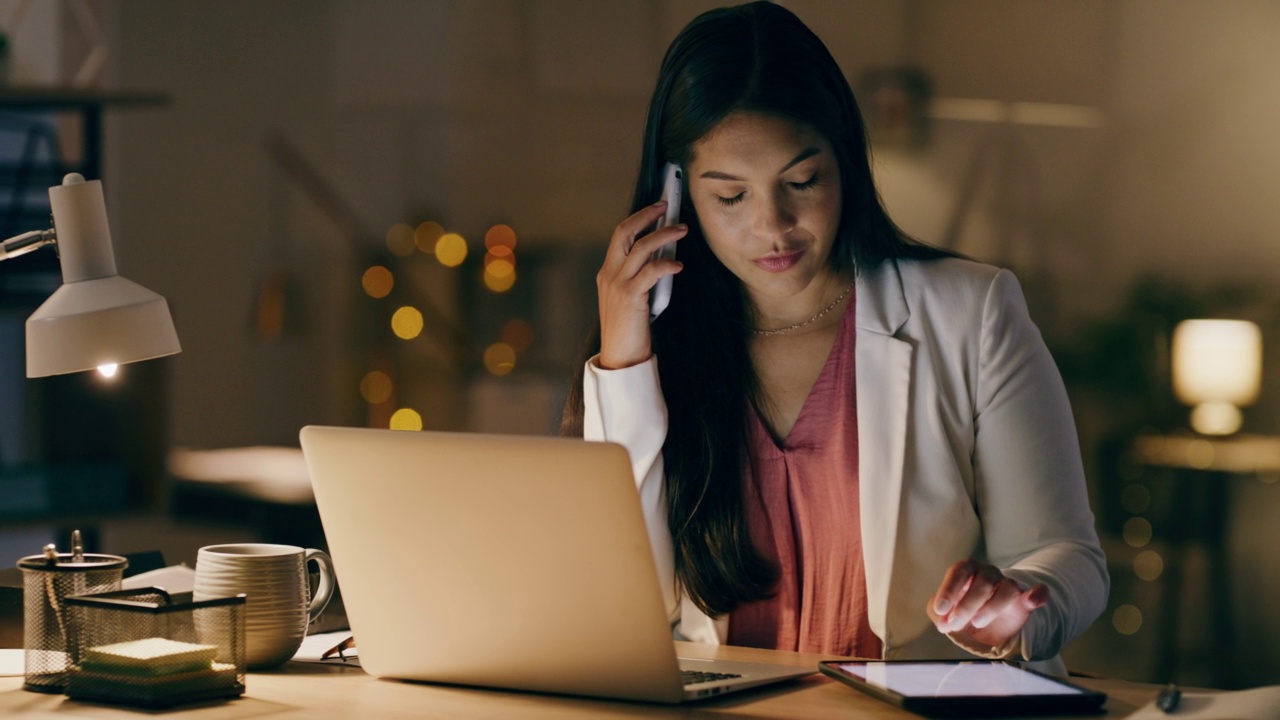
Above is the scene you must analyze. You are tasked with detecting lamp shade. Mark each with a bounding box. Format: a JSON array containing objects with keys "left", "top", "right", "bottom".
[
  {"left": 1171, "top": 319, "right": 1262, "bottom": 406},
  {"left": 1171, "top": 319, "right": 1261, "bottom": 435},
  {"left": 23, "top": 173, "right": 180, "bottom": 377}
]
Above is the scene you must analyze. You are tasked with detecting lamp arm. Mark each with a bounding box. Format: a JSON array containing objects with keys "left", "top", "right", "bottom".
[{"left": 0, "top": 228, "right": 57, "bottom": 262}]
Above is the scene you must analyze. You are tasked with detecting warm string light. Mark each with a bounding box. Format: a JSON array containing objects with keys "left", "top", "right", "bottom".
[{"left": 365, "top": 221, "right": 529, "bottom": 424}]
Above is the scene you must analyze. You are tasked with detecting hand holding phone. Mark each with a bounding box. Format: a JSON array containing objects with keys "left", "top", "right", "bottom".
[{"left": 649, "top": 163, "right": 682, "bottom": 321}]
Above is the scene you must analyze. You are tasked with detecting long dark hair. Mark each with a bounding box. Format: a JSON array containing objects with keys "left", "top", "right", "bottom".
[{"left": 561, "top": 1, "right": 949, "bottom": 617}]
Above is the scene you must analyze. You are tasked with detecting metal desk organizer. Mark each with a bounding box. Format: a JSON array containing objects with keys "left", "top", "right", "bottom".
[
  {"left": 17, "top": 550, "right": 127, "bottom": 692},
  {"left": 61, "top": 588, "right": 246, "bottom": 708}
]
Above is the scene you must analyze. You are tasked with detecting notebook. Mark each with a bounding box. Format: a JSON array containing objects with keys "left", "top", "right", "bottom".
[{"left": 298, "top": 425, "right": 814, "bottom": 703}]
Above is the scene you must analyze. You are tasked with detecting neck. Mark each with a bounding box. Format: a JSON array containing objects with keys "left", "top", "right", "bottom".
[{"left": 749, "top": 271, "right": 852, "bottom": 335}]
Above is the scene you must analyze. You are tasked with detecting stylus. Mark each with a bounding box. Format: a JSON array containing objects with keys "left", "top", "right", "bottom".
[{"left": 1156, "top": 683, "right": 1181, "bottom": 713}]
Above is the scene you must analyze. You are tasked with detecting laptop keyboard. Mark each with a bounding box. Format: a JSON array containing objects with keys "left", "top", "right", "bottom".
[{"left": 681, "top": 670, "right": 743, "bottom": 685}]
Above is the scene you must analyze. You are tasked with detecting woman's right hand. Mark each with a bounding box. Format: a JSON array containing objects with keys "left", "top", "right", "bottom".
[{"left": 596, "top": 201, "right": 687, "bottom": 369}]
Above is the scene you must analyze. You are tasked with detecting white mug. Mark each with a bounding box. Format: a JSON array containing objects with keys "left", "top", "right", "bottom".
[{"left": 194, "top": 543, "right": 335, "bottom": 669}]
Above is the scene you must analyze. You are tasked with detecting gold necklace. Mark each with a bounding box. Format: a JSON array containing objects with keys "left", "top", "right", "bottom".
[{"left": 752, "top": 282, "right": 854, "bottom": 336}]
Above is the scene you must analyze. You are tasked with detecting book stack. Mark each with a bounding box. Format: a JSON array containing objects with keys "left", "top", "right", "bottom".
[{"left": 67, "top": 637, "right": 242, "bottom": 707}]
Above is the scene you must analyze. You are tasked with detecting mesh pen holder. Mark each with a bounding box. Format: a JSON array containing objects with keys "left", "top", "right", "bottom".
[
  {"left": 18, "top": 552, "right": 127, "bottom": 693},
  {"left": 62, "top": 588, "right": 247, "bottom": 708}
]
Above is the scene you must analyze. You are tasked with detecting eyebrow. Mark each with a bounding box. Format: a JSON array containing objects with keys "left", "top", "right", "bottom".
[{"left": 698, "top": 147, "right": 822, "bottom": 181}]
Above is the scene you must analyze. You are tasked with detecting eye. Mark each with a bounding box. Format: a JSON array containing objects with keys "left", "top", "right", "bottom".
[
  {"left": 788, "top": 173, "right": 819, "bottom": 191},
  {"left": 717, "top": 192, "right": 746, "bottom": 207}
]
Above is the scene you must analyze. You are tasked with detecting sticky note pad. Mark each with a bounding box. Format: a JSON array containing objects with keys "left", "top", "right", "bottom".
[{"left": 83, "top": 638, "right": 217, "bottom": 675}]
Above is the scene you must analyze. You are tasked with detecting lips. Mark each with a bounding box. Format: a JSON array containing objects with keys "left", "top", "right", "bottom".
[{"left": 753, "top": 250, "right": 805, "bottom": 273}]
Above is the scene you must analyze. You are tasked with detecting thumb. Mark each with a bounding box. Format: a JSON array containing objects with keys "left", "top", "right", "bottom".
[{"left": 1020, "top": 584, "right": 1049, "bottom": 612}]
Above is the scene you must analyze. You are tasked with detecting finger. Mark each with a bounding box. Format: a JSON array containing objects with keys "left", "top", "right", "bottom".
[
  {"left": 610, "top": 258, "right": 685, "bottom": 311},
  {"left": 1021, "top": 584, "right": 1049, "bottom": 611},
  {"left": 606, "top": 202, "right": 671, "bottom": 265},
  {"left": 931, "top": 560, "right": 977, "bottom": 617},
  {"left": 620, "top": 224, "right": 688, "bottom": 276},
  {"left": 942, "top": 564, "right": 1003, "bottom": 632},
  {"left": 969, "top": 578, "right": 1026, "bottom": 630}
]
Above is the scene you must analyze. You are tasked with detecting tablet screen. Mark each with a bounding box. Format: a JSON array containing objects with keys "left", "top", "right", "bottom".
[{"left": 830, "top": 661, "right": 1084, "bottom": 698}]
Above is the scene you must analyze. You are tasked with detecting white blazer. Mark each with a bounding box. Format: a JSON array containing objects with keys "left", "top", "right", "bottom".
[{"left": 583, "top": 257, "right": 1108, "bottom": 674}]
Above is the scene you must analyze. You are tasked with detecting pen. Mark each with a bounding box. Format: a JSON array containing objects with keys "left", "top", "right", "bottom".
[
  {"left": 321, "top": 635, "right": 356, "bottom": 661},
  {"left": 1156, "top": 683, "right": 1181, "bottom": 713}
]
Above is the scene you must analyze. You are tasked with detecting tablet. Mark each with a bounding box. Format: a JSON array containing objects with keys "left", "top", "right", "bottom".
[{"left": 819, "top": 660, "right": 1107, "bottom": 717}]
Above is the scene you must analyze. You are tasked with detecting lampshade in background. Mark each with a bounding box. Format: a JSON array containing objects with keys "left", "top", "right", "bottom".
[
  {"left": 23, "top": 173, "right": 181, "bottom": 377},
  {"left": 1171, "top": 319, "right": 1262, "bottom": 435}
]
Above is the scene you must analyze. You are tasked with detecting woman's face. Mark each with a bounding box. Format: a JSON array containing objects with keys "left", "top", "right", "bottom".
[{"left": 685, "top": 111, "right": 843, "bottom": 304}]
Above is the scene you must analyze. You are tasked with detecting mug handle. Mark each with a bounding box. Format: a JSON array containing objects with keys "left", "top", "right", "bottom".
[{"left": 304, "top": 548, "right": 336, "bottom": 623}]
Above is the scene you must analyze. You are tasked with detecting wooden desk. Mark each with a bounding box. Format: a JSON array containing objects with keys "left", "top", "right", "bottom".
[
  {"left": 1127, "top": 432, "right": 1280, "bottom": 686},
  {"left": 0, "top": 642, "right": 1160, "bottom": 719}
]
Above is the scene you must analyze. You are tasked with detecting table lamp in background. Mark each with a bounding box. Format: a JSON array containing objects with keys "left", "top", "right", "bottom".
[
  {"left": 0, "top": 173, "right": 180, "bottom": 378},
  {"left": 1171, "top": 318, "right": 1262, "bottom": 435}
]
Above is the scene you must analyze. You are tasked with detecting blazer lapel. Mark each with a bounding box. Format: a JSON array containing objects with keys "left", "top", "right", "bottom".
[{"left": 855, "top": 259, "right": 912, "bottom": 647}]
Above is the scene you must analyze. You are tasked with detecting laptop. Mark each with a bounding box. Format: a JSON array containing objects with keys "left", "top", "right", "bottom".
[{"left": 299, "top": 425, "right": 814, "bottom": 703}]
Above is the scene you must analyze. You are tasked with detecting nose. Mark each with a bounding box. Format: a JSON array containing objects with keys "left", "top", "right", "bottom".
[{"left": 754, "top": 189, "right": 797, "bottom": 239}]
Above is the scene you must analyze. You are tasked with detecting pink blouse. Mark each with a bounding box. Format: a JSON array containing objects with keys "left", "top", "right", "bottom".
[{"left": 727, "top": 298, "right": 882, "bottom": 658}]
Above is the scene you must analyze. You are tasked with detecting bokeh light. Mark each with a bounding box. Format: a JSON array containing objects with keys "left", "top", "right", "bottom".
[
  {"left": 1134, "top": 550, "right": 1163, "bottom": 581},
  {"left": 389, "top": 408, "right": 423, "bottom": 431},
  {"left": 385, "top": 223, "right": 415, "bottom": 256},
  {"left": 484, "top": 268, "right": 516, "bottom": 293},
  {"left": 501, "top": 318, "right": 535, "bottom": 352},
  {"left": 97, "top": 363, "right": 119, "bottom": 379},
  {"left": 484, "top": 342, "right": 517, "bottom": 376},
  {"left": 1120, "top": 484, "right": 1151, "bottom": 514},
  {"left": 435, "top": 233, "right": 468, "bottom": 267},
  {"left": 485, "top": 258, "right": 515, "bottom": 279},
  {"left": 484, "top": 224, "right": 517, "bottom": 251},
  {"left": 1112, "top": 605, "right": 1142, "bottom": 635},
  {"left": 1185, "top": 439, "right": 1215, "bottom": 469},
  {"left": 484, "top": 245, "right": 514, "bottom": 265},
  {"left": 360, "top": 370, "right": 393, "bottom": 405},
  {"left": 362, "top": 266, "right": 394, "bottom": 299},
  {"left": 415, "top": 221, "right": 444, "bottom": 254},
  {"left": 391, "top": 306, "right": 424, "bottom": 340},
  {"left": 1122, "top": 517, "right": 1152, "bottom": 548}
]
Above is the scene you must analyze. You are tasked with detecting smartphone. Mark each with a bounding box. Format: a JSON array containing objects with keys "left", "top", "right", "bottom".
[
  {"left": 649, "top": 162, "right": 682, "bottom": 321},
  {"left": 818, "top": 660, "right": 1107, "bottom": 717}
]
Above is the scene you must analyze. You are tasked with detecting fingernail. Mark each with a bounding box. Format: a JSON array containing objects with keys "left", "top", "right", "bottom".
[{"left": 935, "top": 599, "right": 952, "bottom": 615}]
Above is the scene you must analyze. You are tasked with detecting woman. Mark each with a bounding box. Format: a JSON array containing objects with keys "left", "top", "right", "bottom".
[{"left": 562, "top": 2, "right": 1106, "bottom": 674}]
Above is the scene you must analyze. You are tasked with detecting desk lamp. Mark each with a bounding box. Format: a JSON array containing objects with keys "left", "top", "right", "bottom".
[
  {"left": 0, "top": 173, "right": 180, "bottom": 377},
  {"left": 1171, "top": 319, "right": 1261, "bottom": 435}
]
